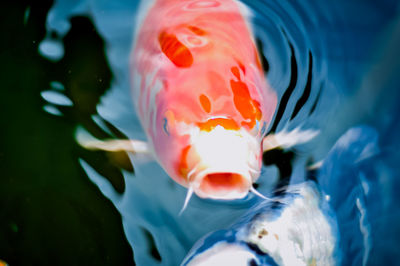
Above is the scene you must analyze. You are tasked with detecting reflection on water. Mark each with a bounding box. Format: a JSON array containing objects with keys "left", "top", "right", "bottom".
[{"left": 1, "top": 0, "right": 399, "bottom": 265}]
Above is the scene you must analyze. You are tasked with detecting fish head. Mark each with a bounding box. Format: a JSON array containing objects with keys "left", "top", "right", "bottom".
[
  {"left": 148, "top": 57, "right": 275, "bottom": 200},
  {"left": 149, "top": 61, "right": 275, "bottom": 200},
  {"left": 182, "top": 122, "right": 262, "bottom": 200},
  {"left": 153, "top": 108, "right": 264, "bottom": 200}
]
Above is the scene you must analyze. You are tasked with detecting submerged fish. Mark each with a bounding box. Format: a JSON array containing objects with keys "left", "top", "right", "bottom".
[
  {"left": 182, "top": 126, "right": 381, "bottom": 265},
  {"left": 182, "top": 181, "right": 338, "bottom": 266},
  {"left": 78, "top": 0, "right": 317, "bottom": 202}
]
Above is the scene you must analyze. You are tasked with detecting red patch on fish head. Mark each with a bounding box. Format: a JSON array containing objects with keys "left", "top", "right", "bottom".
[
  {"left": 230, "top": 65, "right": 262, "bottom": 130},
  {"left": 159, "top": 31, "right": 193, "bottom": 68},
  {"left": 199, "top": 94, "right": 211, "bottom": 113}
]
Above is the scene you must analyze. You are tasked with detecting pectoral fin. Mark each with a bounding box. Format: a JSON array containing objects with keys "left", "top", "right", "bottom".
[
  {"left": 263, "top": 127, "right": 319, "bottom": 152},
  {"left": 75, "top": 126, "right": 151, "bottom": 155}
]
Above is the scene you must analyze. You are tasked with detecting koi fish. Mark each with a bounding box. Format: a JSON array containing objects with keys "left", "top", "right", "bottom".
[
  {"left": 182, "top": 126, "right": 381, "bottom": 265},
  {"left": 182, "top": 182, "right": 338, "bottom": 266},
  {"left": 131, "top": 0, "right": 277, "bottom": 201},
  {"left": 78, "top": 0, "right": 318, "bottom": 203}
]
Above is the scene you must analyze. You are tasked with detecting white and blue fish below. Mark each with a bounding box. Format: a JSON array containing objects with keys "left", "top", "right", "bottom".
[{"left": 182, "top": 126, "right": 381, "bottom": 266}]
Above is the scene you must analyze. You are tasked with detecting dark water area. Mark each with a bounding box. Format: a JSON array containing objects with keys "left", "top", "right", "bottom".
[
  {"left": 1, "top": 0, "right": 400, "bottom": 265},
  {"left": 0, "top": 1, "right": 134, "bottom": 265}
]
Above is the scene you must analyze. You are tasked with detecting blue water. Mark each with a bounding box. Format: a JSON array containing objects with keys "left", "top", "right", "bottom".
[{"left": 37, "top": 0, "right": 400, "bottom": 265}]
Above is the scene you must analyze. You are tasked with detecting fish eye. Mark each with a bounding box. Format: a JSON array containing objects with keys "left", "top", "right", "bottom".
[{"left": 163, "top": 117, "right": 169, "bottom": 135}]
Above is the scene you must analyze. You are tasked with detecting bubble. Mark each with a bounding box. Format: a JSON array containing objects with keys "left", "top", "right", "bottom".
[
  {"left": 38, "top": 38, "right": 64, "bottom": 61},
  {"left": 40, "top": 90, "right": 73, "bottom": 106},
  {"left": 49, "top": 81, "right": 65, "bottom": 91},
  {"left": 43, "top": 105, "right": 63, "bottom": 116}
]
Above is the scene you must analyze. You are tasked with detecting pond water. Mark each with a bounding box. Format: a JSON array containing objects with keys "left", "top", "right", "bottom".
[{"left": 1, "top": 0, "right": 400, "bottom": 265}]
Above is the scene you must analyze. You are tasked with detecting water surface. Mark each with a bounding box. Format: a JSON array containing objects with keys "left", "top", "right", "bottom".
[{"left": 1, "top": 0, "right": 400, "bottom": 265}]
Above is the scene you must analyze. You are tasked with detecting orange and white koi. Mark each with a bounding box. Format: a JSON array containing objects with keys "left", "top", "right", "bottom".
[{"left": 131, "top": 0, "right": 276, "bottom": 201}]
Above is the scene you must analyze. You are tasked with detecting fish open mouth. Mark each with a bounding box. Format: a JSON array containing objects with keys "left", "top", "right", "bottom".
[
  {"left": 196, "top": 172, "right": 251, "bottom": 200},
  {"left": 185, "top": 125, "right": 261, "bottom": 200}
]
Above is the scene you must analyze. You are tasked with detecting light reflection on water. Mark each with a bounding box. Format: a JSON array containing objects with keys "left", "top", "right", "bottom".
[{"left": 39, "top": 0, "right": 400, "bottom": 265}]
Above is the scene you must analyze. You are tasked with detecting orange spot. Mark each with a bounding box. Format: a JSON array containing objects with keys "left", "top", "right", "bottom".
[
  {"left": 159, "top": 31, "right": 193, "bottom": 67},
  {"left": 178, "top": 145, "right": 191, "bottom": 178},
  {"left": 230, "top": 80, "right": 251, "bottom": 98},
  {"left": 199, "top": 94, "right": 211, "bottom": 113},
  {"left": 230, "top": 79, "right": 262, "bottom": 129},
  {"left": 198, "top": 118, "right": 240, "bottom": 132},
  {"left": 200, "top": 173, "right": 246, "bottom": 191},
  {"left": 188, "top": 25, "right": 206, "bottom": 36},
  {"left": 231, "top": 66, "right": 240, "bottom": 80},
  {"left": 231, "top": 80, "right": 253, "bottom": 118}
]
